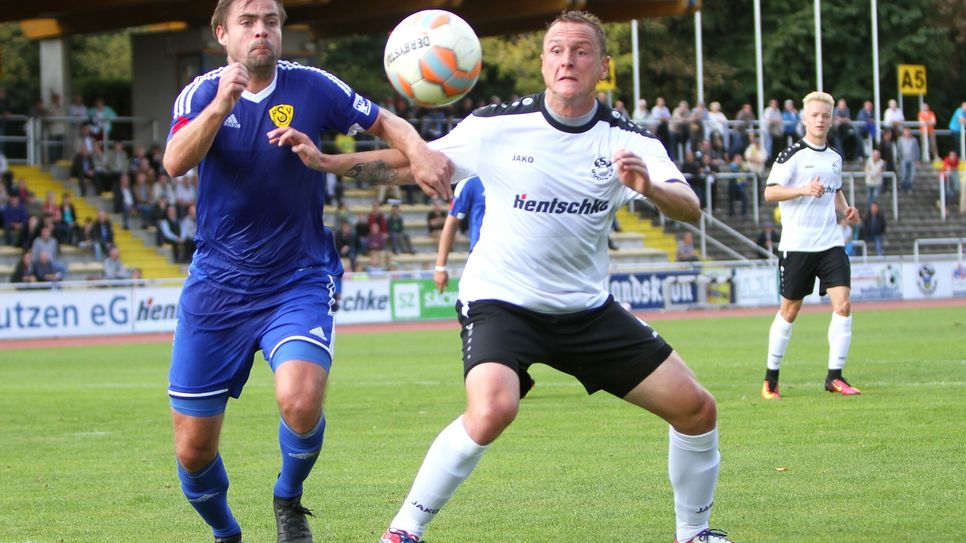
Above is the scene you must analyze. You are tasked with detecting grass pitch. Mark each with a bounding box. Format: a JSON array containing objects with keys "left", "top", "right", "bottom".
[{"left": 0, "top": 305, "right": 963, "bottom": 542}]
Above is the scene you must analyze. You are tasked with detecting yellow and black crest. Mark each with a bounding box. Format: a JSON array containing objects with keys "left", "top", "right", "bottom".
[{"left": 269, "top": 104, "right": 294, "bottom": 128}]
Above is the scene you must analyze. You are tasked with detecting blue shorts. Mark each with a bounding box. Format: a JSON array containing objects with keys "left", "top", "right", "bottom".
[{"left": 168, "top": 273, "right": 337, "bottom": 415}]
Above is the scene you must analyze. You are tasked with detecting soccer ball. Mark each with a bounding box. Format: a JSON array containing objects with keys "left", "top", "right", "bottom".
[{"left": 384, "top": 10, "right": 482, "bottom": 108}]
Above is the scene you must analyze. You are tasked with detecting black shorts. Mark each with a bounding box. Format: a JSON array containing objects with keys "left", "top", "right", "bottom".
[
  {"left": 779, "top": 246, "right": 851, "bottom": 300},
  {"left": 456, "top": 296, "right": 673, "bottom": 397}
]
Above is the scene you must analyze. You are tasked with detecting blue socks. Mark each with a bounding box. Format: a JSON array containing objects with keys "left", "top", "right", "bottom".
[
  {"left": 274, "top": 415, "right": 326, "bottom": 499},
  {"left": 177, "top": 453, "right": 241, "bottom": 538}
]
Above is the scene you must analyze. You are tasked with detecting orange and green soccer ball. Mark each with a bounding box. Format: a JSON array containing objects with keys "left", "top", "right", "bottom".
[{"left": 384, "top": 10, "right": 482, "bottom": 108}]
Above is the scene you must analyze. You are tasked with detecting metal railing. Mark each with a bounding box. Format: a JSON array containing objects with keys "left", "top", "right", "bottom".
[
  {"left": 694, "top": 211, "right": 777, "bottom": 262},
  {"left": 913, "top": 237, "right": 966, "bottom": 262}
]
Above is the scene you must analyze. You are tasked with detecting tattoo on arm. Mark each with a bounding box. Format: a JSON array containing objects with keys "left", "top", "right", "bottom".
[{"left": 345, "top": 161, "right": 398, "bottom": 186}]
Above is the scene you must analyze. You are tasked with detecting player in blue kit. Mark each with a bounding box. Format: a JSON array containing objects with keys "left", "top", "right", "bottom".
[{"left": 162, "top": 1, "right": 451, "bottom": 542}]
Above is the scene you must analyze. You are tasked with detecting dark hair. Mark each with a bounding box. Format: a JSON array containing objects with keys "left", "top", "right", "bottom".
[
  {"left": 547, "top": 10, "right": 607, "bottom": 56},
  {"left": 211, "top": 0, "right": 287, "bottom": 37}
]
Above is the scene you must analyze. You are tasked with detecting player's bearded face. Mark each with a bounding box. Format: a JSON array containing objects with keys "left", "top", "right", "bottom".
[{"left": 221, "top": 0, "right": 281, "bottom": 76}]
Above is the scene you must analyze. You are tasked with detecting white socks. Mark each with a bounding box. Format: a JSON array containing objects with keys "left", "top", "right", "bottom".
[
  {"left": 827, "top": 313, "right": 852, "bottom": 370},
  {"left": 767, "top": 311, "right": 794, "bottom": 370},
  {"left": 669, "top": 426, "right": 720, "bottom": 543},
  {"left": 389, "top": 416, "right": 488, "bottom": 537}
]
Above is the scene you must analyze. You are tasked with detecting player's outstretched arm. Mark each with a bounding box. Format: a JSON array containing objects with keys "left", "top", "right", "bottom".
[
  {"left": 163, "top": 62, "right": 248, "bottom": 177},
  {"left": 268, "top": 126, "right": 413, "bottom": 186},
  {"left": 613, "top": 149, "right": 700, "bottom": 223},
  {"left": 366, "top": 109, "right": 454, "bottom": 200}
]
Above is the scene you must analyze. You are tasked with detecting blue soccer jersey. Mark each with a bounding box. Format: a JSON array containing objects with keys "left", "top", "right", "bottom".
[
  {"left": 449, "top": 176, "right": 485, "bottom": 252},
  {"left": 168, "top": 60, "right": 380, "bottom": 292}
]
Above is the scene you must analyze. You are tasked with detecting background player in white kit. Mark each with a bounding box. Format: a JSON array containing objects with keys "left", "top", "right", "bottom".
[
  {"left": 271, "top": 10, "right": 734, "bottom": 543},
  {"left": 761, "top": 91, "right": 862, "bottom": 400}
]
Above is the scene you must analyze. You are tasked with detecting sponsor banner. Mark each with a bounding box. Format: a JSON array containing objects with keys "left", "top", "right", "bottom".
[
  {"left": 391, "top": 279, "right": 459, "bottom": 320},
  {"left": 609, "top": 271, "right": 701, "bottom": 310},
  {"left": 0, "top": 285, "right": 181, "bottom": 339},
  {"left": 850, "top": 263, "right": 902, "bottom": 301},
  {"left": 335, "top": 278, "right": 391, "bottom": 324},
  {"left": 901, "top": 261, "right": 966, "bottom": 299},
  {"left": 733, "top": 266, "right": 779, "bottom": 307}
]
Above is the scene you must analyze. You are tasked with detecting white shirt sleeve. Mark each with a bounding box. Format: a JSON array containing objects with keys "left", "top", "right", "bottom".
[
  {"left": 428, "top": 116, "right": 481, "bottom": 184},
  {"left": 766, "top": 155, "right": 795, "bottom": 186}
]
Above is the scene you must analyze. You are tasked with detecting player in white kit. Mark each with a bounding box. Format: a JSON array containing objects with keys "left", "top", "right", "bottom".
[
  {"left": 761, "top": 91, "right": 862, "bottom": 400},
  {"left": 270, "top": 11, "right": 734, "bottom": 543}
]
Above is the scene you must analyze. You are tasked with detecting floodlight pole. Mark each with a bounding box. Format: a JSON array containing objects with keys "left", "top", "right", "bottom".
[
  {"left": 871, "top": 0, "right": 881, "bottom": 144},
  {"left": 815, "top": 0, "right": 823, "bottom": 92},
  {"left": 694, "top": 10, "right": 704, "bottom": 105},
  {"left": 754, "top": 0, "right": 765, "bottom": 146},
  {"left": 632, "top": 19, "right": 640, "bottom": 109}
]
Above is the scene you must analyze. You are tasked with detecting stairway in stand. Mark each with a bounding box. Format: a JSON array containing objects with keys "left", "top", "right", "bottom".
[
  {"left": 13, "top": 165, "right": 183, "bottom": 279},
  {"left": 615, "top": 206, "right": 682, "bottom": 261}
]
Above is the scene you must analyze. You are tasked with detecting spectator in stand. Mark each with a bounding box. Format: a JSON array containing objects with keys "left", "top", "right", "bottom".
[
  {"left": 861, "top": 201, "right": 886, "bottom": 256},
  {"left": 706, "top": 101, "right": 730, "bottom": 155},
  {"left": 878, "top": 128, "right": 897, "bottom": 185},
  {"left": 333, "top": 200, "right": 353, "bottom": 231},
  {"left": 104, "top": 141, "right": 129, "bottom": 194},
  {"left": 3, "top": 194, "right": 29, "bottom": 246},
  {"left": 426, "top": 199, "right": 447, "bottom": 239},
  {"left": 864, "top": 149, "right": 885, "bottom": 205},
  {"left": 334, "top": 220, "right": 358, "bottom": 272},
  {"left": 92, "top": 140, "right": 111, "bottom": 194},
  {"left": 149, "top": 195, "right": 171, "bottom": 232},
  {"left": 782, "top": 99, "right": 801, "bottom": 149},
  {"left": 19, "top": 215, "right": 41, "bottom": 251},
  {"left": 898, "top": 127, "right": 919, "bottom": 193},
  {"left": 651, "top": 96, "right": 671, "bottom": 149},
  {"left": 33, "top": 250, "right": 62, "bottom": 283},
  {"left": 756, "top": 222, "right": 780, "bottom": 257},
  {"left": 10, "top": 250, "right": 37, "bottom": 284},
  {"left": 152, "top": 173, "right": 177, "bottom": 206},
  {"left": 669, "top": 100, "right": 691, "bottom": 160},
  {"left": 764, "top": 98, "right": 784, "bottom": 161},
  {"left": 133, "top": 172, "right": 155, "bottom": 227},
  {"left": 367, "top": 201, "right": 389, "bottom": 233},
  {"left": 917, "top": 103, "right": 939, "bottom": 162},
  {"left": 174, "top": 172, "right": 197, "bottom": 217},
  {"left": 376, "top": 176, "right": 403, "bottom": 205},
  {"left": 947, "top": 101, "right": 966, "bottom": 151},
  {"left": 855, "top": 100, "right": 876, "bottom": 159},
  {"left": 30, "top": 225, "right": 68, "bottom": 278},
  {"left": 74, "top": 123, "right": 96, "bottom": 156},
  {"left": 631, "top": 98, "right": 649, "bottom": 126},
  {"left": 116, "top": 173, "right": 135, "bottom": 228},
  {"left": 832, "top": 98, "right": 856, "bottom": 160},
  {"left": 103, "top": 245, "right": 131, "bottom": 280},
  {"left": 942, "top": 151, "right": 962, "bottom": 213},
  {"left": 676, "top": 231, "right": 699, "bottom": 262},
  {"left": 387, "top": 203, "right": 415, "bottom": 255},
  {"left": 70, "top": 145, "right": 96, "bottom": 197},
  {"left": 727, "top": 154, "right": 750, "bottom": 217},
  {"left": 743, "top": 132, "right": 766, "bottom": 179},
  {"left": 0, "top": 148, "right": 11, "bottom": 195},
  {"left": 76, "top": 216, "right": 95, "bottom": 257},
  {"left": 180, "top": 203, "right": 198, "bottom": 262},
  {"left": 12, "top": 178, "right": 35, "bottom": 206},
  {"left": 88, "top": 97, "right": 117, "bottom": 140},
  {"left": 680, "top": 149, "right": 701, "bottom": 196},
  {"left": 732, "top": 103, "right": 756, "bottom": 157},
  {"left": 883, "top": 99, "right": 905, "bottom": 141},
  {"left": 67, "top": 94, "right": 89, "bottom": 143},
  {"left": 695, "top": 153, "right": 717, "bottom": 208},
  {"left": 58, "top": 192, "right": 80, "bottom": 245},
  {"left": 159, "top": 204, "right": 186, "bottom": 263},
  {"left": 365, "top": 221, "right": 388, "bottom": 270},
  {"left": 46, "top": 92, "right": 68, "bottom": 163},
  {"left": 689, "top": 102, "right": 708, "bottom": 149},
  {"left": 354, "top": 211, "right": 370, "bottom": 255},
  {"left": 41, "top": 191, "right": 59, "bottom": 217}
]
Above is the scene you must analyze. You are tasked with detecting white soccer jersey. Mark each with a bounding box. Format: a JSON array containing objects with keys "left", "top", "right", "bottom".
[
  {"left": 767, "top": 139, "right": 844, "bottom": 252},
  {"left": 429, "top": 93, "right": 685, "bottom": 313}
]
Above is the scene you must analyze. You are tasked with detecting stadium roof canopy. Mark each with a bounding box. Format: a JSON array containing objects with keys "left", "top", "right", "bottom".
[{"left": 6, "top": 0, "right": 700, "bottom": 39}]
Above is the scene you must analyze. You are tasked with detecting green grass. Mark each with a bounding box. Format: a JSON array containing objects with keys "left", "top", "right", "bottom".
[{"left": 0, "top": 305, "right": 964, "bottom": 542}]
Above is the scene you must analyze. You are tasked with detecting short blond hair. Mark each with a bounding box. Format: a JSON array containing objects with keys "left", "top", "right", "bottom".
[{"left": 802, "top": 91, "right": 834, "bottom": 110}]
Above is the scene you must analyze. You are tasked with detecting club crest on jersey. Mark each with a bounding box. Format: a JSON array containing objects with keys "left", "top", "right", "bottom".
[
  {"left": 591, "top": 156, "right": 614, "bottom": 184},
  {"left": 269, "top": 104, "right": 294, "bottom": 128}
]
